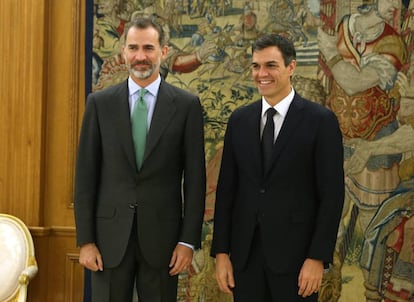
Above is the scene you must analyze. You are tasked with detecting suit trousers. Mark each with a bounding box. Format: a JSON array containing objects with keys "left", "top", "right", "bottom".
[
  {"left": 91, "top": 215, "right": 178, "bottom": 302},
  {"left": 232, "top": 226, "right": 318, "bottom": 302}
]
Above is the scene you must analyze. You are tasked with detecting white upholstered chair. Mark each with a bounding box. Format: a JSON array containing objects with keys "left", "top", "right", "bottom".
[{"left": 0, "top": 214, "right": 38, "bottom": 302}]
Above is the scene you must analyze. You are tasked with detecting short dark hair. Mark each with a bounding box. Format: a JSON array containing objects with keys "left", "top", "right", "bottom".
[
  {"left": 252, "top": 34, "right": 296, "bottom": 66},
  {"left": 123, "top": 16, "right": 167, "bottom": 47}
]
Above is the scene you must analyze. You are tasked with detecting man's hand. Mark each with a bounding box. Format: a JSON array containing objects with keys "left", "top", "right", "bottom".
[
  {"left": 169, "top": 244, "right": 193, "bottom": 276},
  {"left": 298, "top": 258, "right": 323, "bottom": 298},
  {"left": 215, "top": 253, "right": 235, "bottom": 294},
  {"left": 79, "top": 243, "right": 103, "bottom": 272}
]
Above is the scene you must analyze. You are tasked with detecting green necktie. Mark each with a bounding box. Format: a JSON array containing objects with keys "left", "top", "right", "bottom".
[{"left": 132, "top": 88, "right": 148, "bottom": 169}]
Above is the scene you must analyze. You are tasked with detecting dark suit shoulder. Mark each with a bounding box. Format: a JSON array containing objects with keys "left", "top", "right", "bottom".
[
  {"left": 229, "top": 100, "right": 261, "bottom": 120},
  {"left": 86, "top": 81, "right": 127, "bottom": 102},
  {"left": 294, "top": 94, "right": 338, "bottom": 120}
]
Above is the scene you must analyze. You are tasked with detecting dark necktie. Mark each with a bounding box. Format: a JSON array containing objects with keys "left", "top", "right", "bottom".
[
  {"left": 262, "top": 108, "right": 277, "bottom": 172},
  {"left": 131, "top": 88, "right": 148, "bottom": 169}
]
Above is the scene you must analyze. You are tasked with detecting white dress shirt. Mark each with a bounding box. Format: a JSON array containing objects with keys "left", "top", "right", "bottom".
[{"left": 260, "top": 87, "right": 295, "bottom": 142}]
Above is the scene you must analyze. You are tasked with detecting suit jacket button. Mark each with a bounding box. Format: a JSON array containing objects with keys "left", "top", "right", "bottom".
[{"left": 128, "top": 203, "right": 138, "bottom": 209}]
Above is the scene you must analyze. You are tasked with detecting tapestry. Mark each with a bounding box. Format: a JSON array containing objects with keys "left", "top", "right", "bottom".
[{"left": 87, "top": 0, "right": 414, "bottom": 301}]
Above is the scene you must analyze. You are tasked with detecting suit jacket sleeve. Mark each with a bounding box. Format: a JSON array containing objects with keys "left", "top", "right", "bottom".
[
  {"left": 180, "top": 96, "right": 206, "bottom": 249},
  {"left": 307, "top": 109, "right": 344, "bottom": 263},
  {"left": 74, "top": 93, "right": 102, "bottom": 246},
  {"left": 210, "top": 112, "right": 238, "bottom": 256}
]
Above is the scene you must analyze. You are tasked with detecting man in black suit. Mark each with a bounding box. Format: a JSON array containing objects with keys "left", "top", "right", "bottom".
[
  {"left": 211, "top": 34, "right": 344, "bottom": 301},
  {"left": 74, "top": 16, "right": 206, "bottom": 302}
]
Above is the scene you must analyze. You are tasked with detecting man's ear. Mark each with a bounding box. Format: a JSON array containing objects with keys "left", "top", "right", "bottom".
[
  {"left": 288, "top": 60, "right": 297, "bottom": 76},
  {"left": 162, "top": 45, "right": 169, "bottom": 59}
]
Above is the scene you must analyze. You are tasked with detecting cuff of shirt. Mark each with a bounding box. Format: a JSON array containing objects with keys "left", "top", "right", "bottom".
[{"left": 178, "top": 242, "right": 194, "bottom": 250}]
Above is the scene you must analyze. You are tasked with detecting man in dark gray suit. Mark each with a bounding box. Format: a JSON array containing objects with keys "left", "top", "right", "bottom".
[
  {"left": 211, "top": 34, "right": 344, "bottom": 301},
  {"left": 74, "top": 16, "right": 206, "bottom": 302}
]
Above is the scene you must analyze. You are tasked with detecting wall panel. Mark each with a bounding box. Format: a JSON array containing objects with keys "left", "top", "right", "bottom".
[
  {"left": 43, "top": 0, "right": 85, "bottom": 227},
  {"left": 1, "top": 0, "right": 85, "bottom": 300},
  {"left": 0, "top": 0, "right": 47, "bottom": 226},
  {"left": 28, "top": 227, "right": 84, "bottom": 302}
]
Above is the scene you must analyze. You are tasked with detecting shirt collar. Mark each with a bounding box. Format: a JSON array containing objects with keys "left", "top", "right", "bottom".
[
  {"left": 261, "top": 87, "right": 295, "bottom": 118},
  {"left": 128, "top": 75, "right": 162, "bottom": 97}
]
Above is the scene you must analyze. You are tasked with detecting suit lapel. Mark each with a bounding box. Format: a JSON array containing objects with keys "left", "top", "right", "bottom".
[
  {"left": 113, "top": 81, "right": 137, "bottom": 170},
  {"left": 245, "top": 101, "right": 263, "bottom": 178},
  {"left": 264, "top": 96, "right": 304, "bottom": 178},
  {"left": 144, "top": 81, "right": 176, "bottom": 161}
]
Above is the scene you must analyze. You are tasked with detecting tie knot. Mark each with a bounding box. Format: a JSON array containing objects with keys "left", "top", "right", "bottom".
[
  {"left": 139, "top": 88, "right": 148, "bottom": 99},
  {"left": 266, "top": 107, "right": 277, "bottom": 119}
]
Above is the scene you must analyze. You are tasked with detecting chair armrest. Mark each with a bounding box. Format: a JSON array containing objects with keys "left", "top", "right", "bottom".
[{"left": 19, "top": 265, "right": 38, "bottom": 285}]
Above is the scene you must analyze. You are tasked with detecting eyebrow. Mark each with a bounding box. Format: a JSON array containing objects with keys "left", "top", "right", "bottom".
[
  {"left": 126, "top": 43, "right": 155, "bottom": 48},
  {"left": 251, "top": 60, "right": 279, "bottom": 66}
]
